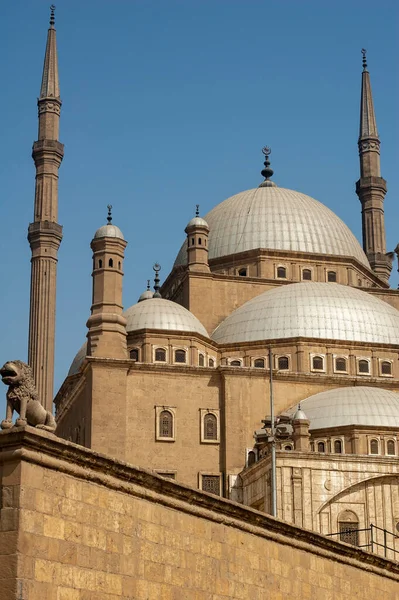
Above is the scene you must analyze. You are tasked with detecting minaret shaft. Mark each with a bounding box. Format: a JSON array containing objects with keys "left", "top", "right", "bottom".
[
  {"left": 355, "top": 52, "right": 391, "bottom": 283},
  {"left": 28, "top": 11, "right": 63, "bottom": 412}
]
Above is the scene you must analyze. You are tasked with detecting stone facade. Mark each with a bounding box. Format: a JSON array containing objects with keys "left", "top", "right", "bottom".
[{"left": 1, "top": 427, "right": 399, "bottom": 599}]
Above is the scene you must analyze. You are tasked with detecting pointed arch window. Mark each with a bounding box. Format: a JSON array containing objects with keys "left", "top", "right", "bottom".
[
  {"left": 98, "top": 259, "right": 103, "bottom": 269},
  {"left": 317, "top": 441, "right": 325, "bottom": 453},
  {"left": 204, "top": 413, "right": 217, "bottom": 441},
  {"left": 338, "top": 510, "right": 359, "bottom": 546},
  {"left": 208, "top": 358, "right": 215, "bottom": 368},
  {"left": 108, "top": 258, "right": 113, "bottom": 268},
  {"left": 198, "top": 353, "right": 205, "bottom": 367},
  {"left": 387, "top": 440, "right": 395, "bottom": 456}
]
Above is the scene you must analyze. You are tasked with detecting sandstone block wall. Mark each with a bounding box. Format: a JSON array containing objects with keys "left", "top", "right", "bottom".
[{"left": 1, "top": 428, "right": 398, "bottom": 599}]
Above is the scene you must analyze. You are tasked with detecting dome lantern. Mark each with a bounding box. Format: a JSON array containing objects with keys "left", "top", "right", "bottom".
[{"left": 184, "top": 205, "right": 210, "bottom": 273}]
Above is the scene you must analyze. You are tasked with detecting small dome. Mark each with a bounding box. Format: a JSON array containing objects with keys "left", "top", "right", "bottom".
[
  {"left": 175, "top": 186, "right": 369, "bottom": 267},
  {"left": 94, "top": 224, "right": 125, "bottom": 240},
  {"left": 185, "top": 216, "right": 209, "bottom": 230},
  {"left": 212, "top": 282, "right": 399, "bottom": 345},
  {"left": 68, "top": 342, "right": 87, "bottom": 376},
  {"left": 293, "top": 408, "right": 308, "bottom": 421},
  {"left": 138, "top": 290, "right": 154, "bottom": 302},
  {"left": 288, "top": 387, "right": 399, "bottom": 429},
  {"left": 124, "top": 298, "right": 208, "bottom": 337}
]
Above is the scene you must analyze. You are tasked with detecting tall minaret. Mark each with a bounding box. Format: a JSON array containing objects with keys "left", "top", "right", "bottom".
[
  {"left": 356, "top": 49, "right": 392, "bottom": 283},
  {"left": 28, "top": 6, "right": 64, "bottom": 411}
]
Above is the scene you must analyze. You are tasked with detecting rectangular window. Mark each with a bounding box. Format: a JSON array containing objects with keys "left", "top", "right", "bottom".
[
  {"left": 201, "top": 475, "right": 221, "bottom": 496},
  {"left": 339, "top": 523, "right": 359, "bottom": 546}
]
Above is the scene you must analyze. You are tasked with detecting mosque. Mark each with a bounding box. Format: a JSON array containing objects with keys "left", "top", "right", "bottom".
[{"left": 14, "top": 7, "right": 399, "bottom": 557}]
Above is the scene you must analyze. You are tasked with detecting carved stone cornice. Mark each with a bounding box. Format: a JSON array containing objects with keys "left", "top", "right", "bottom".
[
  {"left": 358, "top": 137, "right": 380, "bottom": 155},
  {"left": 38, "top": 97, "right": 62, "bottom": 116},
  {"left": 32, "top": 139, "right": 64, "bottom": 164}
]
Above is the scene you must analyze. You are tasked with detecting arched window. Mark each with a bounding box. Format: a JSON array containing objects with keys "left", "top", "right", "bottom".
[
  {"left": 358, "top": 359, "right": 370, "bottom": 374},
  {"left": 238, "top": 268, "right": 247, "bottom": 277},
  {"left": 209, "top": 358, "right": 215, "bottom": 368},
  {"left": 370, "top": 439, "right": 379, "bottom": 455},
  {"left": 130, "top": 348, "right": 139, "bottom": 361},
  {"left": 277, "top": 266, "right": 287, "bottom": 279},
  {"left": 230, "top": 360, "right": 241, "bottom": 367},
  {"left": 155, "top": 348, "right": 166, "bottom": 362},
  {"left": 334, "top": 439, "right": 342, "bottom": 454},
  {"left": 191, "top": 238, "right": 195, "bottom": 245},
  {"left": 199, "top": 353, "right": 205, "bottom": 367},
  {"left": 174, "top": 349, "right": 186, "bottom": 363},
  {"left": 387, "top": 440, "right": 395, "bottom": 455},
  {"left": 278, "top": 356, "right": 289, "bottom": 370},
  {"left": 317, "top": 441, "right": 325, "bottom": 453},
  {"left": 358, "top": 279, "right": 362, "bottom": 286},
  {"left": 204, "top": 413, "right": 218, "bottom": 441},
  {"left": 98, "top": 259, "right": 103, "bottom": 269},
  {"left": 284, "top": 445, "right": 293, "bottom": 451},
  {"left": 108, "top": 258, "right": 113, "bottom": 268},
  {"left": 198, "top": 238, "right": 202, "bottom": 245},
  {"left": 247, "top": 450, "right": 256, "bottom": 467},
  {"left": 312, "top": 356, "right": 324, "bottom": 371},
  {"left": 338, "top": 510, "right": 359, "bottom": 546},
  {"left": 118, "top": 261, "right": 121, "bottom": 270},
  {"left": 335, "top": 357, "right": 347, "bottom": 372},
  {"left": 302, "top": 269, "right": 312, "bottom": 281},
  {"left": 327, "top": 271, "right": 337, "bottom": 282},
  {"left": 254, "top": 358, "right": 265, "bottom": 368},
  {"left": 159, "top": 410, "right": 173, "bottom": 438},
  {"left": 381, "top": 361, "right": 392, "bottom": 375}
]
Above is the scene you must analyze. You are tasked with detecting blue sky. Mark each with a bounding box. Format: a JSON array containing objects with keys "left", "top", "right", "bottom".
[{"left": 0, "top": 0, "right": 398, "bottom": 407}]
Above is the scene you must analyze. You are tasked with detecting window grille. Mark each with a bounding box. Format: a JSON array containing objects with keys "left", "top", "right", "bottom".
[
  {"left": 155, "top": 348, "right": 166, "bottom": 362},
  {"left": 277, "top": 266, "right": 286, "bottom": 278},
  {"left": 254, "top": 358, "right": 265, "bottom": 368},
  {"left": 358, "top": 359, "right": 370, "bottom": 373},
  {"left": 370, "top": 439, "right": 379, "bottom": 454},
  {"left": 339, "top": 523, "right": 359, "bottom": 546},
  {"left": 327, "top": 271, "right": 337, "bottom": 282},
  {"left": 130, "top": 348, "right": 139, "bottom": 361},
  {"left": 201, "top": 475, "right": 220, "bottom": 496},
  {"left": 312, "top": 356, "right": 324, "bottom": 370},
  {"left": 175, "top": 349, "right": 186, "bottom": 363},
  {"left": 278, "top": 356, "right": 289, "bottom": 370},
  {"left": 381, "top": 361, "right": 392, "bottom": 375},
  {"left": 159, "top": 410, "right": 173, "bottom": 438},
  {"left": 334, "top": 439, "right": 342, "bottom": 453},
  {"left": 335, "top": 357, "right": 346, "bottom": 372},
  {"left": 387, "top": 440, "right": 395, "bottom": 456},
  {"left": 302, "top": 269, "right": 312, "bottom": 280},
  {"left": 204, "top": 413, "right": 217, "bottom": 441}
]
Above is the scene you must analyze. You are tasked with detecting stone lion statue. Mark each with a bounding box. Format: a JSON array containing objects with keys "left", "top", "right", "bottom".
[{"left": 0, "top": 360, "right": 56, "bottom": 432}]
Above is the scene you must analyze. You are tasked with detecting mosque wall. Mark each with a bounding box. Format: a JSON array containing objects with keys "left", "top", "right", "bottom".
[
  {"left": 240, "top": 452, "right": 399, "bottom": 560},
  {"left": 1, "top": 427, "right": 399, "bottom": 600}
]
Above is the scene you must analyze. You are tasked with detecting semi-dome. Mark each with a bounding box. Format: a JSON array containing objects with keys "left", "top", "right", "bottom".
[
  {"left": 68, "top": 342, "right": 87, "bottom": 376},
  {"left": 287, "top": 387, "right": 399, "bottom": 429},
  {"left": 94, "top": 224, "right": 124, "bottom": 240},
  {"left": 124, "top": 298, "right": 208, "bottom": 337},
  {"left": 212, "top": 282, "right": 399, "bottom": 345},
  {"left": 174, "top": 186, "right": 369, "bottom": 267}
]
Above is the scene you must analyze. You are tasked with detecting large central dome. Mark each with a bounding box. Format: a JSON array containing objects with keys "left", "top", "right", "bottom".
[{"left": 174, "top": 186, "right": 369, "bottom": 267}]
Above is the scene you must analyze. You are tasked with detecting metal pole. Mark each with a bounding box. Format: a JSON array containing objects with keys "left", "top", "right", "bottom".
[
  {"left": 370, "top": 524, "right": 374, "bottom": 554},
  {"left": 269, "top": 347, "right": 277, "bottom": 517},
  {"left": 384, "top": 528, "right": 387, "bottom": 558}
]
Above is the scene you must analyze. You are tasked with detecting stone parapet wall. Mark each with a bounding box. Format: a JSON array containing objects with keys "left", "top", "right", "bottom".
[{"left": 1, "top": 427, "right": 398, "bottom": 599}]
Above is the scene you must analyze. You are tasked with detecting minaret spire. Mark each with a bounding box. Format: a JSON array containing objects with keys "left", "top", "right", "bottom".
[
  {"left": 356, "top": 49, "right": 392, "bottom": 283},
  {"left": 28, "top": 5, "right": 64, "bottom": 411}
]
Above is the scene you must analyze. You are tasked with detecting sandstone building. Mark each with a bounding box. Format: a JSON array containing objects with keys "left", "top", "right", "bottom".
[{"left": 1, "top": 8, "right": 399, "bottom": 598}]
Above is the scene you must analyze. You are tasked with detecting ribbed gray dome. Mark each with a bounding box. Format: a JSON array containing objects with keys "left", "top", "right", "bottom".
[
  {"left": 174, "top": 186, "right": 369, "bottom": 267},
  {"left": 212, "top": 282, "right": 399, "bottom": 345},
  {"left": 124, "top": 298, "right": 208, "bottom": 337},
  {"left": 94, "top": 224, "right": 124, "bottom": 240},
  {"left": 68, "top": 343, "right": 87, "bottom": 376},
  {"left": 288, "top": 387, "right": 399, "bottom": 429}
]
